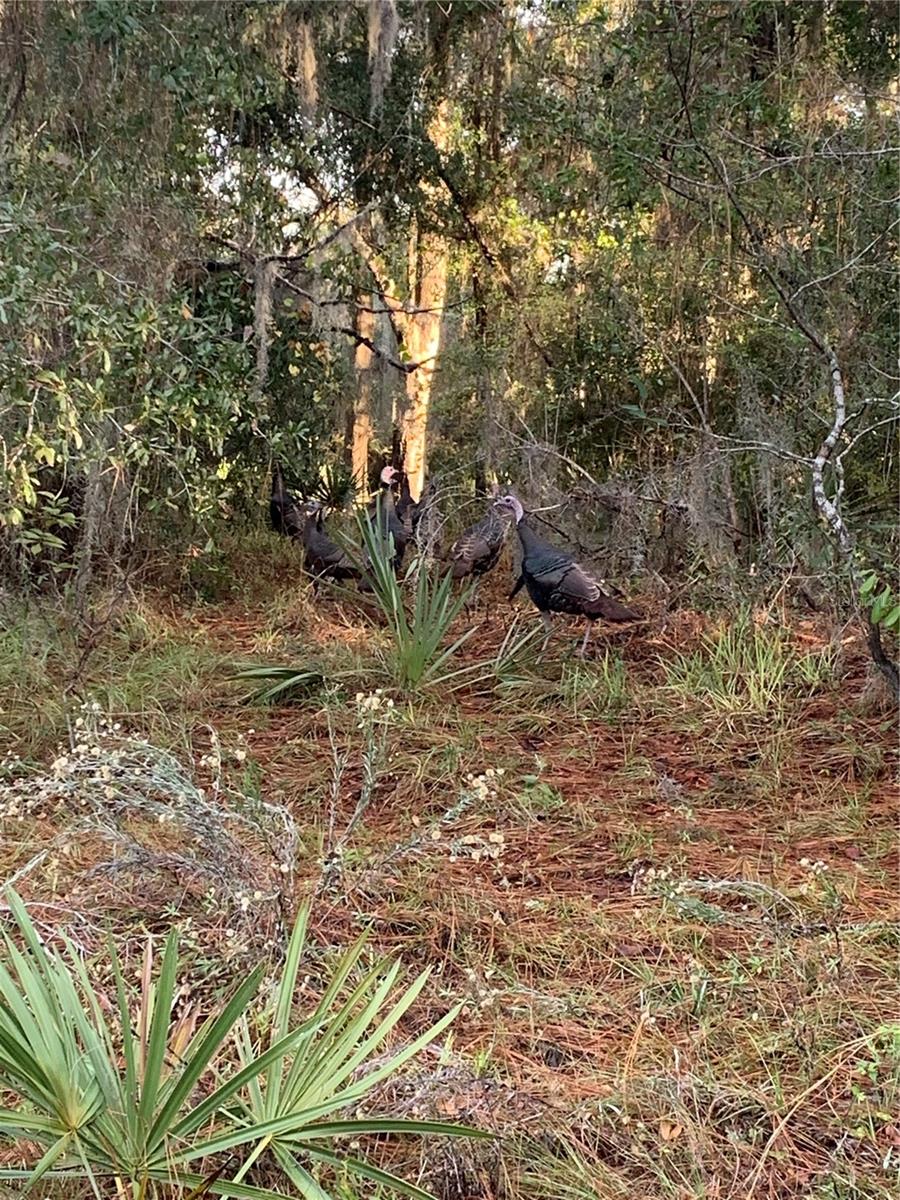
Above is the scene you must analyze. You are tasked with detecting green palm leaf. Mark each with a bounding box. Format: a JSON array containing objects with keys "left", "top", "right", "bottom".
[{"left": 0, "top": 890, "right": 477, "bottom": 1199}]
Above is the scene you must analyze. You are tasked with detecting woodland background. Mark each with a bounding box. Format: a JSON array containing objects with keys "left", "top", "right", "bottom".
[
  {"left": 1, "top": 6, "right": 899, "bottom": 1200},
  {"left": 1, "top": 0, "right": 897, "bottom": 629}
]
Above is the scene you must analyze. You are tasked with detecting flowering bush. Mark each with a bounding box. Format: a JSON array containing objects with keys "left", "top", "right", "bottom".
[{"left": 0, "top": 703, "right": 296, "bottom": 953}]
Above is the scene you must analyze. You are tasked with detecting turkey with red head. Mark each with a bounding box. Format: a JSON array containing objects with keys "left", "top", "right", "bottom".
[{"left": 357, "top": 465, "right": 408, "bottom": 591}]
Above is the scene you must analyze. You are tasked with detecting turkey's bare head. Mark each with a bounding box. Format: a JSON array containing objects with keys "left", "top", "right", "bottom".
[
  {"left": 493, "top": 494, "right": 524, "bottom": 523},
  {"left": 380, "top": 465, "right": 399, "bottom": 487}
]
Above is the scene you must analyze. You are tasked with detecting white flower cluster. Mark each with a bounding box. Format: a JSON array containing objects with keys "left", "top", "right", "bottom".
[
  {"left": 1, "top": 750, "right": 24, "bottom": 776},
  {"left": 463, "top": 767, "right": 504, "bottom": 802},
  {"left": 462, "top": 965, "right": 502, "bottom": 1010},
  {"left": 1, "top": 702, "right": 126, "bottom": 819},
  {"left": 234, "top": 888, "right": 265, "bottom": 913},
  {"left": 800, "top": 857, "right": 829, "bottom": 876},
  {"left": 199, "top": 735, "right": 250, "bottom": 773},
  {"left": 355, "top": 689, "right": 395, "bottom": 713},
  {"left": 630, "top": 864, "right": 687, "bottom": 897},
  {"left": 449, "top": 830, "right": 505, "bottom": 865}
]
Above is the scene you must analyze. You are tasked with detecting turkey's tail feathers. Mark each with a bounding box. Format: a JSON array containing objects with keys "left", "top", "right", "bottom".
[{"left": 586, "top": 594, "right": 641, "bottom": 622}]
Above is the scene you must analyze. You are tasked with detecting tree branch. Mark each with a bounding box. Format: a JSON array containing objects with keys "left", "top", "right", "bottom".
[
  {"left": 665, "top": 6, "right": 898, "bottom": 697},
  {"left": 430, "top": 157, "right": 556, "bottom": 369},
  {"left": 273, "top": 273, "right": 424, "bottom": 374}
]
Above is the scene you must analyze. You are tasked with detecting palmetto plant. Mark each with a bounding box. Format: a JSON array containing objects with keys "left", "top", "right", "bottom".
[
  {"left": 232, "top": 664, "right": 328, "bottom": 705},
  {"left": 307, "top": 462, "right": 359, "bottom": 512},
  {"left": 354, "top": 506, "right": 475, "bottom": 690},
  {"left": 0, "top": 889, "right": 480, "bottom": 1199}
]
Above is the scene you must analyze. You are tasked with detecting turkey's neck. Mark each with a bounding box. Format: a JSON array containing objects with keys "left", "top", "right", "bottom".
[{"left": 516, "top": 520, "right": 543, "bottom": 553}]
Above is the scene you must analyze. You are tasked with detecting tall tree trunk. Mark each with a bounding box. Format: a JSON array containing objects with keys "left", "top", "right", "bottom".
[
  {"left": 472, "top": 266, "right": 491, "bottom": 496},
  {"left": 351, "top": 296, "right": 376, "bottom": 490},
  {"left": 400, "top": 221, "right": 447, "bottom": 500}
]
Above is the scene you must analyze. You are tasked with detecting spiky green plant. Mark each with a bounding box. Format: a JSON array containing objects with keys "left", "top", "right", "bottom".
[
  {"left": 353, "top": 504, "right": 475, "bottom": 690},
  {"left": 233, "top": 663, "right": 327, "bottom": 705},
  {"left": 0, "top": 889, "right": 480, "bottom": 1199},
  {"left": 307, "top": 462, "right": 359, "bottom": 512}
]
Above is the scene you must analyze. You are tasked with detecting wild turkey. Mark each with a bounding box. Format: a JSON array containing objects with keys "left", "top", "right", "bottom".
[
  {"left": 302, "top": 502, "right": 358, "bottom": 586},
  {"left": 373, "top": 464, "right": 408, "bottom": 565},
  {"left": 269, "top": 463, "right": 303, "bottom": 540},
  {"left": 449, "top": 494, "right": 513, "bottom": 584},
  {"left": 359, "top": 465, "right": 408, "bottom": 587},
  {"left": 495, "top": 494, "right": 640, "bottom": 654},
  {"left": 394, "top": 470, "right": 433, "bottom": 541},
  {"left": 395, "top": 470, "right": 415, "bottom": 529}
]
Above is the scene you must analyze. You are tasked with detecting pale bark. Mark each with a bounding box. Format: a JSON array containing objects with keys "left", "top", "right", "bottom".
[
  {"left": 252, "top": 258, "right": 276, "bottom": 414},
  {"left": 351, "top": 298, "right": 376, "bottom": 491},
  {"left": 400, "top": 224, "right": 447, "bottom": 500}
]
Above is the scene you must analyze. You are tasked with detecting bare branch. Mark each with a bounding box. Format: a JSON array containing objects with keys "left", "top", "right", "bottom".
[
  {"left": 272, "top": 273, "right": 425, "bottom": 374},
  {"left": 791, "top": 218, "right": 900, "bottom": 303}
]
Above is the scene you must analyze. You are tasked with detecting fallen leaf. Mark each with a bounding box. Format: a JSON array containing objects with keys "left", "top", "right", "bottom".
[{"left": 659, "top": 1119, "right": 683, "bottom": 1143}]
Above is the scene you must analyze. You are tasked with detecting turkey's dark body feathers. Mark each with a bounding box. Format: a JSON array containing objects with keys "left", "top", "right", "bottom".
[
  {"left": 270, "top": 466, "right": 304, "bottom": 540},
  {"left": 365, "top": 487, "right": 407, "bottom": 573},
  {"left": 303, "top": 511, "right": 357, "bottom": 582},
  {"left": 517, "top": 522, "right": 638, "bottom": 622},
  {"left": 450, "top": 509, "right": 509, "bottom": 581}
]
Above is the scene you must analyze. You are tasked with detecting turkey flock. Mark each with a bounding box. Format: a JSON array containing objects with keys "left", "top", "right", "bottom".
[{"left": 270, "top": 462, "right": 639, "bottom": 654}]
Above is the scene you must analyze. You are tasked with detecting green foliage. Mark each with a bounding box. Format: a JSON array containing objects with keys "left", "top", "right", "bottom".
[
  {"left": 662, "top": 612, "right": 833, "bottom": 715},
  {"left": 355, "top": 503, "right": 476, "bottom": 690},
  {"left": 1, "top": 0, "right": 897, "bottom": 608},
  {"left": 0, "top": 889, "right": 479, "bottom": 1199},
  {"left": 563, "top": 652, "right": 631, "bottom": 719},
  {"left": 306, "top": 461, "right": 360, "bottom": 512},
  {"left": 859, "top": 571, "right": 900, "bottom": 633},
  {"left": 234, "top": 663, "right": 329, "bottom": 706}
]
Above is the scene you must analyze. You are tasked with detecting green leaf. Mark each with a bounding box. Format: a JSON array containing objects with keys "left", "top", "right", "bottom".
[
  {"left": 137, "top": 931, "right": 179, "bottom": 1131},
  {"left": 147, "top": 965, "right": 264, "bottom": 1150},
  {"left": 859, "top": 571, "right": 878, "bottom": 598},
  {"left": 305, "top": 1147, "right": 437, "bottom": 1200},
  {"left": 870, "top": 587, "right": 892, "bottom": 625}
]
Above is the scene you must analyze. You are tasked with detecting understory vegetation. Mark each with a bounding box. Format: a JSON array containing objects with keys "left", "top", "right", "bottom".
[
  {"left": 1, "top": 564, "right": 897, "bottom": 1198},
  {"left": 1, "top": 1, "right": 898, "bottom": 1197}
]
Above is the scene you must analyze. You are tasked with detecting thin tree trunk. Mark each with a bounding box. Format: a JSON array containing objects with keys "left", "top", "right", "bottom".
[
  {"left": 351, "top": 296, "right": 376, "bottom": 490},
  {"left": 73, "top": 423, "right": 118, "bottom": 617},
  {"left": 472, "top": 267, "right": 492, "bottom": 496}
]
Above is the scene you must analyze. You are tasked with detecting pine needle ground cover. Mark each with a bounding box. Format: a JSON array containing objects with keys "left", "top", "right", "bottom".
[{"left": 0, "top": 580, "right": 897, "bottom": 1200}]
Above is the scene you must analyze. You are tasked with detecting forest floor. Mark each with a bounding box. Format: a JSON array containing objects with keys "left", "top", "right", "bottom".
[{"left": 1, "top": 547, "right": 898, "bottom": 1200}]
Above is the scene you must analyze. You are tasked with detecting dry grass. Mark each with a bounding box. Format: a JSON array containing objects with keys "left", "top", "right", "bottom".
[{"left": 1, "top": 572, "right": 898, "bottom": 1199}]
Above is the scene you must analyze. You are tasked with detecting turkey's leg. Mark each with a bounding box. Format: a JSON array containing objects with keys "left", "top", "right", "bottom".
[
  {"left": 540, "top": 611, "right": 554, "bottom": 650},
  {"left": 464, "top": 578, "right": 480, "bottom": 616},
  {"left": 577, "top": 623, "right": 592, "bottom": 657}
]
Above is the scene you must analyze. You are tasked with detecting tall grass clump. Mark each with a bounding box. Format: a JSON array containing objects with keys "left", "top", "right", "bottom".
[
  {"left": 354, "top": 503, "right": 475, "bottom": 689},
  {"left": 0, "top": 889, "right": 480, "bottom": 1199},
  {"left": 563, "top": 651, "right": 631, "bottom": 718},
  {"left": 661, "top": 610, "right": 832, "bottom": 715}
]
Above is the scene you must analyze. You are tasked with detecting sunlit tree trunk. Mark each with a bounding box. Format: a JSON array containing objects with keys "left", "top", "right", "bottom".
[
  {"left": 351, "top": 297, "right": 376, "bottom": 491},
  {"left": 400, "top": 221, "right": 447, "bottom": 500}
]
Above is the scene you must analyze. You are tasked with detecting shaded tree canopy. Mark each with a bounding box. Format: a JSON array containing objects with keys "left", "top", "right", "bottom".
[{"left": 0, "top": 0, "right": 896, "bottom": 616}]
